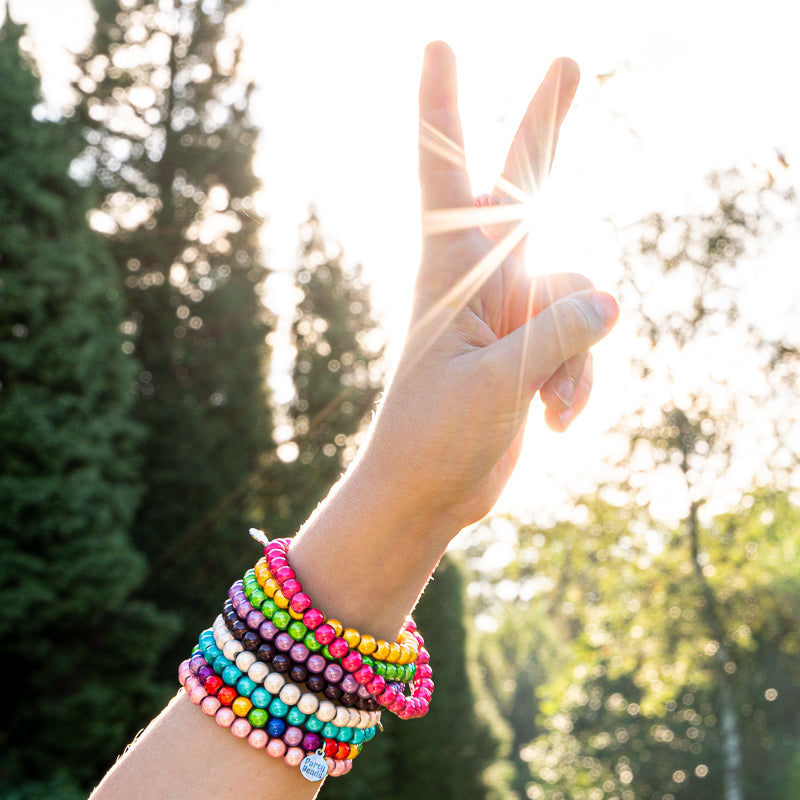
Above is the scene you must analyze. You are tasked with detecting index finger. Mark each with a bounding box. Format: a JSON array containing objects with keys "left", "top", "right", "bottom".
[{"left": 418, "top": 41, "right": 473, "bottom": 212}]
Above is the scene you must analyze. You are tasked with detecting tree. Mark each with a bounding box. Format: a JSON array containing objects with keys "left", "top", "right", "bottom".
[
  {"left": 72, "top": 0, "right": 273, "bottom": 649},
  {"left": 0, "top": 19, "right": 173, "bottom": 787},
  {"left": 254, "top": 209, "right": 386, "bottom": 538}
]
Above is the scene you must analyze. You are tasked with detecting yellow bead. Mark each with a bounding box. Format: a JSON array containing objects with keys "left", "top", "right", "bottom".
[
  {"left": 387, "top": 642, "right": 401, "bottom": 663},
  {"left": 373, "top": 640, "right": 390, "bottom": 660},
  {"left": 348, "top": 744, "right": 360, "bottom": 760},
  {"left": 232, "top": 696, "right": 252, "bottom": 717},
  {"left": 342, "top": 628, "right": 361, "bottom": 649},
  {"left": 327, "top": 619, "right": 343, "bottom": 637},
  {"left": 262, "top": 577, "right": 279, "bottom": 597},
  {"left": 357, "top": 634, "right": 377, "bottom": 655},
  {"left": 288, "top": 606, "right": 304, "bottom": 620},
  {"left": 273, "top": 588, "right": 289, "bottom": 609}
]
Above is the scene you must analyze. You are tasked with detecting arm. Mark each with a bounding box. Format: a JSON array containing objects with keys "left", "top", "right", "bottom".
[{"left": 89, "top": 40, "right": 617, "bottom": 800}]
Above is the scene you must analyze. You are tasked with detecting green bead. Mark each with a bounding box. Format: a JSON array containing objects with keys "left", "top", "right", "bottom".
[
  {"left": 248, "top": 707, "right": 268, "bottom": 728},
  {"left": 272, "top": 609, "right": 291, "bottom": 630},
  {"left": 304, "top": 631, "right": 323, "bottom": 651},
  {"left": 286, "top": 706, "right": 307, "bottom": 726},
  {"left": 374, "top": 661, "right": 386, "bottom": 677},
  {"left": 385, "top": 663, "right": 398, "bottom": 681},
  {"left": 249, "top": 588, "right": 267, "bottom": 607},
  {"left": 321, "top": 645, "right": 333, "bottom": 661},
  {"left": 288, "top": 620, "right": 307, "bottom": 641},
  {"left": 261, "top": 598, "right": 277, "bottom": 618}
]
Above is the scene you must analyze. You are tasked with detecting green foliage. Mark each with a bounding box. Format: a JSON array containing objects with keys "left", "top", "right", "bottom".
[
  {"left": 73, "top": 0, "right": 273, "bottom": 658},
  {"left": 0, "top": 20, "right": 173, "bottom": 783}
]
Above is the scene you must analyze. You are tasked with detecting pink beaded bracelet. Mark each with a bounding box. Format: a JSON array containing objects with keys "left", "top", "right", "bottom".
[{"left": 250, "top": 530, "right": 434, "bottom": 719}]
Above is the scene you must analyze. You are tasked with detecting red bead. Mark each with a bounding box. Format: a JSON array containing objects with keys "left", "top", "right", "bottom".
[
  {"left": 366, "top": 675, "right": 386, "bottom": 695},
  {"left": 315, "top": 623, "right": 336, "bottom": 645},
  {"left": 341, "top": 650, "right": 363, "bottom": 672},
  {"left": 324, "top": 739, "right": 338, "bottom": 758},
  {"left": 204, "top": 675, "right": 224, "bottom": 695},
  {"left": 302, "top": 607, "right": 325, "bottom": 629},
  {"left": 353, "top": 664, "right": 374, "bottom": 685},
  {"left": 217, "top": 686, "right": 237, "bottom": 706},
  {"left": 336, "top": 742, "right": 351, "bottom": 760},
  {"left": 328, "top": 637, "right": 349, "bottom": 659}
]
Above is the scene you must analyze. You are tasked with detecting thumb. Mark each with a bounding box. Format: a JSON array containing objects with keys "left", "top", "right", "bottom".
[{"left": 491, "top": 290, "right": 618, "bottom": 392}]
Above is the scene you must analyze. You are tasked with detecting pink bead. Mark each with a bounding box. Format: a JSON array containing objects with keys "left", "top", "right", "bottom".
[
  {"left": 416, "top": 663, "right": 433, "bottom": 680},
  {"left": 200, "top": 696, "right": 221, "bottom": 716},
  {"left": 330, "top": 759, "right": 347, "bottom": 777},
  {"left": 416, "top": 648, "right": 430, "bottom": 664},
  {"left": 248, "top": 729, "right": 268, "bottom": 749},
  {"left": 303, "top": 607, "right": 325, "bottom": 629},
  {"left": 315, "top": 623, "right": 336, "bottom": 645},
  {"left": 178, "top": 660, "right": 192, "bottom": 682},
  {"left": 324, "top": 757, "right": 336, "bottom": 774},
  {"left": 281, "top": 578, "right": 301, "bottom": 598},
  {"left": 341, "top": 650, "right": 363, "bottom": 672},
  {"left": 267, "top": 738, "right": 287, "bottom": 758},
  {"left": 328, "top": 637, "right": 349, "bottom": 659},
  {"left": 274, "top": 565, "right": 295, "bottom": 583},
  {"left": 231, "top": 718, "right": 251, "bottom": 739},
  {"left": 366, "top": 675, "right": 386, "bottom": 695},
  {"left": 284, "top": 746, "right": 304, "bottom": 767},
  {"left": 377, "top": 687, "right": 397, "bottom": 706},
  {"left": 215, "top": 707, "right": 235, "bottom": 728},
  {"left": 284, "top": 726, "right": 303, "bottom": 747},
  {"left": 289, "top": 592, "right": 312, "bottom": 614},
  {"left": 189, "top": 685, "right": 207, "bottom": 705}
]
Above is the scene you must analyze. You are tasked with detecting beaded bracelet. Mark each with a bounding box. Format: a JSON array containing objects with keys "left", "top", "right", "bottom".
[
  {"left": 251, "top": 531, "right": 434, "bottom": 720},
  {"left": 205, "top": 617, "right": 382, "bottom": 730},
  {"left": 220, "top": 599, "right": 384, "bottom": 712},
  {"left": 180, "top": 657, "right": 364, "bottom": 778},
  {"left": 242, "top": 569, "right": 418, "bottom": 682},
  {"left": 185, "top": 646, "right": 378, "bottom": 747}
]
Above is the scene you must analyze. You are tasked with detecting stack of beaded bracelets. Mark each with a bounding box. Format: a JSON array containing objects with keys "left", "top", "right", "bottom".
[{"left": 178, "top": 529, "right": 434, "bottom": 782}]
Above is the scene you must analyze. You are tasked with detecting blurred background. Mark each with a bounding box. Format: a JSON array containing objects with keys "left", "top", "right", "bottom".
[{"left": 1, "top": 1, "right": 799, "bottom": 798}]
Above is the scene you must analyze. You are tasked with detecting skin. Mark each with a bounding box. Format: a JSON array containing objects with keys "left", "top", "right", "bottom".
[{"left": 89, "top": 41, "right": 618, "bottom": 800}]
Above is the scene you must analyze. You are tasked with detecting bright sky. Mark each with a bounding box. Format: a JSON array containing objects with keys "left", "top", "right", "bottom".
[{"left": 10, "top": 0, "right": 800, "bottom": 519}]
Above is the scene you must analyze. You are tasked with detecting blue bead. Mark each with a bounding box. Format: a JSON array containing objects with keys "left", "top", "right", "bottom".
[
  {"left": 286, "top": 707, "right": 307, "bottom": 726},
  {"left": 305, "top": 715, "right": 324, "bottom": 732},
  {"left": 269, "top": 698, "right": 289, "bottom": 718},
  {"left": 364, "top": 726, "right": 376, "bottom": 741},
  {"left": 351, "top": 729, "right": 365, "bottom": 744},
  {"left": 267, "top": 718, "right": 286, "bottom": 737},
  {"left": 250, "top": 687, "right": 270, "bottom": 708},
  {"left": 321, "top": 723, "right": 338, "bottom": 739},
  {"left": 237, "top": 676, "right": 257, "bottom": 697},
  {"left": 336, "top": 726, "right": 353, "bottom": 743},
  {"left": 213, "top": 654, "right": 231, "bottom": 675},
  {"left": 221, "top": 665, "right": 242, "bottom": 686}
]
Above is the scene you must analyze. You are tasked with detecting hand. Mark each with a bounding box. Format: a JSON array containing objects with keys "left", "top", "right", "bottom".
[{"left": 356, "top": 42, "right": 619, "bottom": 530}]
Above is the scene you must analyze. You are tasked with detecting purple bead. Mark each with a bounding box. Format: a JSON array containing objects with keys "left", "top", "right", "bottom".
[
  {"left": 290, "top": 664, "right": 309, "bottom": 684},
  {"left": 197, "top": 665, "right": 215, "bottom": 682},
  {"left": 246, "top": 610, "right": 266, "bottom": 629},
  {"left": 340, "top": 675, "right": 359, "bottom": 694},
  {"left": 275, "top": 632, "right": 294, "bottom": 652},
  {"left": 238, "top": 599, "right": 255, "bottom": 616},
  {"left": 302, "top": 732, "right": 321, "bottom": 753},
  {"left": 259, "top": 620, "right": 278, "bottom": 641},
  {"left": 306, "top": 654, "right": 326, "bottom": 674},
  {"left": 340, "top": 693, "right": 358, "bottom": 707},
  {"left": 324, "top": 663, "right": 344, "bottom": 683},
  {"left": 324, "top": 684, "right": 343, "bottom": 701},
  {"left": 357, "top": 685, "right": 372, "bottom": 699},
  {"left": 289, "top": 643, "right": 309, "bottom": 663},
  {"left": 272, "top": 654, "right": 291, "bottom": 673},
  {"left": 307, "top": 674, "right": 326, "bottom": 692}
]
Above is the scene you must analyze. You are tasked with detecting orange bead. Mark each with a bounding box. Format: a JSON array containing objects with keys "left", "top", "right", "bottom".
[
  {"left": 327, "top": 619, "right": 343, "bottom": 638},
  {"left": 357, "top": 634, "right": 377, "bottom": 655},
  {"left": 231, "top": 696, "right": 252, "bottom": 717},
  {"left": 262, "top": 577, "right": 279, "bottom": 597},
  {"left": 273, "top": 588, "right": 290, "bottom": 609},
  {"left": 342, "top": 628, "right": 361, "bottom": 649},
  {"left": 373, "top": 640, "right": 390, "bottom": 660}
]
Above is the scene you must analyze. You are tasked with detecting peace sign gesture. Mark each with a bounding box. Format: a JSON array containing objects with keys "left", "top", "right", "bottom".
[{"left": 356, "top": 42, "right": 619, "bottom": 533}]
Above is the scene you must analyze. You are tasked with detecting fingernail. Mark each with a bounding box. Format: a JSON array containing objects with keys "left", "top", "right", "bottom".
[
  {"left": 558, "top": 407, "right": 576, "bottom": 428},
  {"left": 554, "top": 379, "right": 575, "bottom": 408},
  {"left": 590, "top": 292, "right": 619, "bottom": 330}
]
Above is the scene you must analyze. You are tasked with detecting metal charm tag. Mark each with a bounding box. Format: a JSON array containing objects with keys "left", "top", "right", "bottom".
[{"left": 299, "top": 749, "right": 328, "bottom": 782}]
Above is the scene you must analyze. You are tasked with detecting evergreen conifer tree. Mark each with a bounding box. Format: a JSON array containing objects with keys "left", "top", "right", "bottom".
[
  {"left": 73, "top": 0, "right": 273, "bottom": 648},
  {"left": 0, "top": 20, "right": 173, "bottom": 787}
]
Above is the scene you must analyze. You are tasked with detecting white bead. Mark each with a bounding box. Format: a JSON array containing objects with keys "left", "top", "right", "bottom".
[
  {"left": 264, "top": 672, "right": 285, "bottom": 695},
  {"left": 347, "top": 708, "right": 360, "bottom": 727},
  {"left": 279, "top": 683, "right": 301, "bottom": 706},
  {"left": 334, "top": 707, "right": 350, "bottom": 728},
  {"left": 297, "top": 693, "right": 319, "bottom": 715},
  {"left": 236, "top": 651, "right": 256, "bottom": 671},
  {"left": 247, "top": 661, "right": 269, "bottom": 683},
  {"left": 222, "top": 639, "right": 243, "bottom": 660},
  {"left": 316, "top": 701, "right": 336, "bottom": 722}
]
